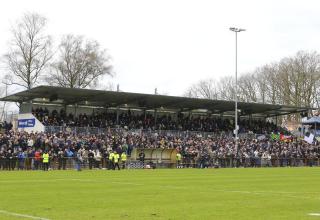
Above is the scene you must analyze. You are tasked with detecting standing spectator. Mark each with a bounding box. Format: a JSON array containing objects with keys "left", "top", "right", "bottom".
[
  {"left": 108, "top": 150, "right": 114, "bottom": 170},
  {"left": 113, "top": 151, "right": 120, "bottom": 170},
  {"left": 0, "top": 150, "right": 5, "bottom": 170},
  {"left": 139, "top": 150, "right": 145, "bottom": 167},
  {"left": 121, "top": 152, "right": 127, "bottom": 169},
  {"left": 34, "top": 149, "right": 42, "bottom": 170},
  {"left": 60, "top": 148, "right": 68, "bottom": 170},
  {"left": 17, "top": 150, "right": 26, "bottom": 170},
  {"left": 261, "top": 151, "right": 268, "bottom": 167},
  {"left": 11, "top": 150, "right": 18, "bottom": 170},
  {"left": 102, "top": 149, "right": 108, "bottom": 169},
  {"left": 76, "top": 148, "right": 83, "bottom": 171},
  {"left": 57, "top": 148, "right": 64, "bottom": 170},
  {"left": 66, "top": 148, "right": 74, "bottom": 169},
  {"left": 42, "top": 151, "right": 49, "bottom": 171},
  {"left": 7, "top": 149, "right": 14, "bottom": 170},
  {"left": 266, "top": 151, "right": 272, "bottom": 167},
  {"left": 88, "top": 150, "right": 94, "bottom": 170},
  {"left": 176, "top": 151, "right": 182, "bottom": 168},
  {"left": 25, "top": 149, "right": 33, "bottom": 170},
  {"left": 94, "top": 149, "right": 101, "bottom": 169}
]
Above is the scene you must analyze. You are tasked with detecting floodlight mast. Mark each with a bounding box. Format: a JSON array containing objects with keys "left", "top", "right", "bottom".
[{"left": 229, "top": 27, "right": 246, "bottom": 163}]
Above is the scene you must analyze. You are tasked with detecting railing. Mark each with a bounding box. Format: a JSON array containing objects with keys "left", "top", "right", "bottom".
[
  {"left": 44, "top": 125, "right": 263, "bottom": 139},
  {"left": 0, "top": 156, "right": 319, "bottom": 171}
]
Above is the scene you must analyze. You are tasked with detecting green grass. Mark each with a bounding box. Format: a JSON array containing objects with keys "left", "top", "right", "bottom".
[{"left": 0, "top": 168, "right": 320, "bottom": 220}]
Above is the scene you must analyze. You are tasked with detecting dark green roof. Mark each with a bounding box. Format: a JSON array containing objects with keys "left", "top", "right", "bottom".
[{"left": 0, "top": 86, "right": 311, "bottom": 117}]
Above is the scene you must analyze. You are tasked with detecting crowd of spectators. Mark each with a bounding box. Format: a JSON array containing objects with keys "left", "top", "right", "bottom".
[
  {"left": 33, "top": 107, "right": 284, "bottom": 134},
  {"left": 0, "top": 121, "right": 13, "bottom": 131},
  {"left": 0, "top": 129, "right": 319, "bottom": 170}
]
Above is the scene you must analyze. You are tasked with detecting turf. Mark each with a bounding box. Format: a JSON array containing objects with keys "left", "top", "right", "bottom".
[{"left": 0, "top": 168, "right": 319, "bottom": 220}]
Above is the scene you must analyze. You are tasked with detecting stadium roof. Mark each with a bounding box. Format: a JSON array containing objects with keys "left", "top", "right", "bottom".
[{"left": 0, "top": 86, "right": 311, "bottom": 117}]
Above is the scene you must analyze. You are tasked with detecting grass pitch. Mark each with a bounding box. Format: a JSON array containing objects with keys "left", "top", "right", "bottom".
[{"left": 0, "top": 168, "right": 319, "bottom": 220}]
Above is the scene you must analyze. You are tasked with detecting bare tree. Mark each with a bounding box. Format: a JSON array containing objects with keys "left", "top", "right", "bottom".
[
  {"left": 184, "top": 50, "right": 320, "bottom": 121},
  {"left": 184, "top": 79, "right": 219, "bottom": 99},
  {"left": 4, "top": 13, "right": 52, "bottom": 89},
  {"left": 275, "top": 51, "right": 320, "bottom": 107},
  {"left": 0, "top": 84, "right": 6, "bottom": 121},
  {"left": 47, "top": 35, "right": 113, "bottom": 88},
  {"left": 238, "top": 73, "right": 258, "bottom": 102},
  {"left": 256, "top": 63, "right": 280, "bottom": 104},
  {"left": 292, "top": 51, "right": 320, "bottom": 108},
  {"left": 218, "top": 76, "right": 235, "bottom": 101}
]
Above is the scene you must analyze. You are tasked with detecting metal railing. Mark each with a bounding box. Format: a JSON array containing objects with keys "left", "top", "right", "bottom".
[
  {"left": 44, "top": 125, "right": 264, "bottom": 138},
  {"left": 0, "top": 156, "right": 319, "bottom": 171}
]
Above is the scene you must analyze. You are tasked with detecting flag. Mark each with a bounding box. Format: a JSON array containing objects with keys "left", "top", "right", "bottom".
[
  {"left": 280, "top": 134, "right": 292, "bottom": 142},
  {"left": 271, "top": 133, "right": 280, "bottom": 140},
  {"left": 304, "top": 133, "right": 314, "bottom": 144}
]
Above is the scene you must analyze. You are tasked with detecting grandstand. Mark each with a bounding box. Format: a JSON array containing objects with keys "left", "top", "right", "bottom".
[
  {"left": 0, "top": 85, "right": 314, "bottom": 168},
  {"left": 0, "top": 85, "right": 310, "bottom": 134}
]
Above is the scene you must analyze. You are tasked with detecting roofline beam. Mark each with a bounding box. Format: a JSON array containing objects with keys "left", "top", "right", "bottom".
[
  {"left": 240, "top": 107, "right": 282, "bottom": 116},
  {"left": 267, "top": 109, "right": 308, "bottom": 117}
]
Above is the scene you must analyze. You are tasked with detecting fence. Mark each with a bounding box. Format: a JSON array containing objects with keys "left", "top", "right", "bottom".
[
  {"left": 44, "top": 126, "right": 263, "bottom": 139},
  {"left": 0, "top": 156, "right": 319, "bottom": 171}
]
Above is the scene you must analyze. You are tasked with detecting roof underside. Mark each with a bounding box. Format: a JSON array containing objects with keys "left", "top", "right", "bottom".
[{"left": 0, "top": 86, "right": 311, "bottom": 117}]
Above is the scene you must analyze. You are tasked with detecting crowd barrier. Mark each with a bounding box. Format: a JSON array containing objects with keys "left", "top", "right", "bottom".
[
  {"left": 0, "top": 157, "right": 319, "bottom": 171},
  {"left": 44, "top": 126, "right": 263, "bottom": 139}
]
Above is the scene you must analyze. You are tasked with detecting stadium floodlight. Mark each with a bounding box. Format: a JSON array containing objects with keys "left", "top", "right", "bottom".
[
  {"left": 229, "top": 27, "right": 246, "bottom": 160},
  {"left": 229, "top": 27, "right": 246, "bottom": 32}
]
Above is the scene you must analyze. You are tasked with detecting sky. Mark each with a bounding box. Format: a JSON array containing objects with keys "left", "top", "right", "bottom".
[{"left": 1, "top": 0, "right": 320, "bottom": 97}]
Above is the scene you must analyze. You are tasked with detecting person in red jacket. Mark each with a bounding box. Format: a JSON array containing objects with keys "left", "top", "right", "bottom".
[{"left": 34, "top": 150, "right": 41, "bottom": 170}]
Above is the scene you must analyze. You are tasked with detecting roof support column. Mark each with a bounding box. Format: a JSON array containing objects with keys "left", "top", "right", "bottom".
[
  {"left": 154, "top": 109, "right": 157, "bottom": 129},
  {"left": 18, "top": 102, "right": 22, "bottom": 114},
  {"left": 63, "top": 103, "right": 67, "bottom": 115},
  {"left": 74, "top": 104, "right": 78, "bottom": 118},
  {"left": 116, "top": 107, "right": 119, "bottom": 126},
  {"left": 116, "top": 85, "right": 120, "bottom": 127},
  {"left": 26, "top": 100, "right": 33, "bottom": 114}
]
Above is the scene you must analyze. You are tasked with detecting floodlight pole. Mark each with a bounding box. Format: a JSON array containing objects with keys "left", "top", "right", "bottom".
[{"left": 229, "top": 27, "right": 245, "bottom": 159}]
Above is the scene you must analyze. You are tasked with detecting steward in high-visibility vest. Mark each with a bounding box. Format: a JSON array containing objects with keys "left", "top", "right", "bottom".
[
  {"left": 108, "top": 152, "right": 114, "bottom": 170},
  {"left": 121, "top": 152, "right": 127, "bottom": 169},
  {"left": 42, "top": 152, "right": 49, "bottom": 171},
  {"left": 176, "top": 152, "right": 182, "bottom": 168},
  {"left": 113, "top": 152, "right": 120, "bottom": 170}
]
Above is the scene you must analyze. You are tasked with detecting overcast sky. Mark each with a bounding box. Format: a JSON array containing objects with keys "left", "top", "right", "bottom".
[{"left": 1, "top": 0, "right": 320, "bottom": 96}]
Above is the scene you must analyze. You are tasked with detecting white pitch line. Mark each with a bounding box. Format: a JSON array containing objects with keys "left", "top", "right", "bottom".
[
  {"left": 309, "top": 213, "right": 320, "bottom": 216},
  {"left": 0, "top": 210, "right": 50, "bottom": 220}
]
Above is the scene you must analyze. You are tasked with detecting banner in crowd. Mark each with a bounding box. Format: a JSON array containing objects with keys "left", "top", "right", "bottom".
[
  {"left": 271, "top": 133, "right": 280, "bottom": 140},
  {"left": 280, "top": 134, "right": 293, "bottom": 142},
  {"left": 304, "top": 133, "right": 314, "bottom": 144},
  {"left": 18, "top": 118, "right": 35, "bottom": 128},
  {"left": 270, "top": 133, "right": 292, "bottom": 142}
]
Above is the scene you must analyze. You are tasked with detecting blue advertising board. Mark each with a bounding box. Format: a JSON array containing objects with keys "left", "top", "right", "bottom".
[{"left": 18, "top": 118, "right": 35, "bottom": 128}]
